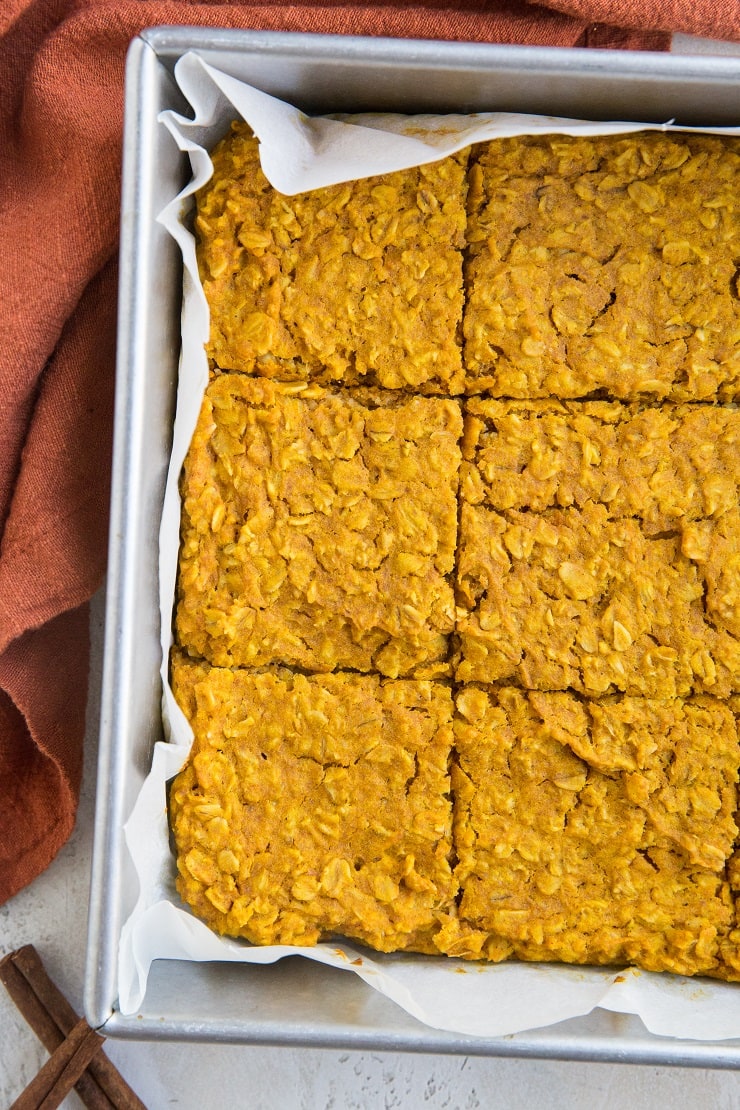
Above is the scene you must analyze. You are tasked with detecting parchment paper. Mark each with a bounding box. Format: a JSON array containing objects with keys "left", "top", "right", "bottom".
[{"left": 118, "top": 52, "right": 740, "bottom": 1040}]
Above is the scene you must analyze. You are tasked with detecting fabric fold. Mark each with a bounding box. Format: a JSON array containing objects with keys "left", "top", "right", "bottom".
[{"left": 0, "top": 606, "right": 89, "bottom": 904}]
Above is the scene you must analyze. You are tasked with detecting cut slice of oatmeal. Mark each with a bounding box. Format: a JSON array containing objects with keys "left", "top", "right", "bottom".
[
  {"left": 461, "top": 398, "right": 740, "bottom": 532},
  {"left": 196, "top": 122, "right": 468, "bottom": 393},
  {"left": 457, "top": 397, "right": 740, "bottom": 692},
  {"left": 456, "top": 400, "right": 740, "bottom": 696},
  {"left": 463, "top": 132, "right": 740, "bottom": 401},
  {"left": 436, "top": 685, "right": 740, "bottom": 979},
  {"left": 455, "top": 500, "right": 740, "bottom": 697},
  {"left": 169, "top": 655, "right": 456, "bottom": 951},
  {"left": 175, "top": 374, "right": 462, "bottom": 677}
]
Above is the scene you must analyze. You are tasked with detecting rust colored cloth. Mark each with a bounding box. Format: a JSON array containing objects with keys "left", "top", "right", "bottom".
[{"left": 0, "top": 0, "right": 736, "bottom": 906}]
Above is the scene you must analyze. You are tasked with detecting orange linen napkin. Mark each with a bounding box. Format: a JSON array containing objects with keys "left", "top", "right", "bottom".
[{"left": 0, "top": 0, "right": 735, "bottom": 906}]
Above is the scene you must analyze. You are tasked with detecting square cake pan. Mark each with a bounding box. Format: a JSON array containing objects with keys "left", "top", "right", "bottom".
[{"left": 85, "top": 25, "right": 740, "bottom": 1062}]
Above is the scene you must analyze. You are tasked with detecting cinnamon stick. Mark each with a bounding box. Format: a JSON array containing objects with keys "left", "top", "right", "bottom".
[
  {"left": 10, "top": 1017, "right": 105, "bottom": 1110},
  {"left": 0, "top": 945, "right": 146, "bottom": 1110}
]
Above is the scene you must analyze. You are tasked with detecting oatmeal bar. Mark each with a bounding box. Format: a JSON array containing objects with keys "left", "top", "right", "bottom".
[
  {"left": 175, "top": 374, "right": 461, "bottom": 677},
  {"left": 720, "top": 695, "right": 740, "bottom": 978},
  {"left": 457, "top": 397, "right": 740, "bottom": 694},
  {"left": 196, "top": 122, "right": 468, "bottom": 393},
  {"left": 435, "top": 686, "right": 740, "bottom": 978},
  {"left": 461, "top": 399, "right": 740, "bottom": 531},
  {"left": 456, "top": 500, "right": 740, "bottom": 696},
  {"left": 463, "top": 132, "right": 740, "bottom": 400},
  {"left": 169, "top": 655, "right": 456, "bottom": 951}
]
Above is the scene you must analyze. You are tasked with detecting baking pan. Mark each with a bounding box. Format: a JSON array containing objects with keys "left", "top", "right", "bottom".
[{"left": 85, "top": 25, "right": 740, "bottom": 1063}]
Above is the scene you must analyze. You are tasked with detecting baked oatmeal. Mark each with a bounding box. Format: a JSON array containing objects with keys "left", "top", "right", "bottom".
[
  {"left": 196, "top": 122, "right": 468, "bottom": 393},
  {"left": 461, "top": 398, "right": 740, "bottom": 530},
  {"left": 169, "top": 654, "right": 456, "bottom": 951},
  {"left": 457, "top": 399, "right": 740, "bottom": 695},
  {"left": 463, "top": 132, "right": 740, "bottom": 400},
  {"left": 456, "top": 500, "right": 740, "bottom": 696},
  {"left": 436, "top": 685, "right": 740, "bottom": 978},
  {"left": 171, "top": 124, "right": 740, "bottom": 982},
  {"left": 175, "top": 373, "right": 462, "bottom": 677},
  {"left": 721, "top": 696, "right": 740, "bottom": 978}
]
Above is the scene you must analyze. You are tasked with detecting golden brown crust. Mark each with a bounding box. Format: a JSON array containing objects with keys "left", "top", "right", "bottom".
[
  {"left": 719, "top": 695, "right": 740, "bottom": 979},
  {"left": 175, "top": 374, "right": 462, "bottom": 678},
  {"left": 437, "top": 686, "right": 740, "bottom": 979},
  {"left": 463, "top": 133, "right": 740, "bottom": 401},
  {"left": 169, "top": 655, "right": 456, "bottom": 951},
  {"left": 196, "top": 122, "right": 468, "bottom": 393}
]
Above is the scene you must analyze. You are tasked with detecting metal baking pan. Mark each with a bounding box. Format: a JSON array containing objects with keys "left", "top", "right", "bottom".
[{"left": 85, "top": 25, "right": 740, "bottom": 1063}]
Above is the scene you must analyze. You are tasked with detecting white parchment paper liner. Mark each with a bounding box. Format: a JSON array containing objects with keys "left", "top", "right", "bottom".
[{"left": 118, "top": 52, "right": 740, "bottom": 1040}]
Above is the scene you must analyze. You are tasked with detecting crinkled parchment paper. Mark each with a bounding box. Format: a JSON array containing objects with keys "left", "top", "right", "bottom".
[{"left": 118, "top": 52, "right": 740, "bottom": 1040}]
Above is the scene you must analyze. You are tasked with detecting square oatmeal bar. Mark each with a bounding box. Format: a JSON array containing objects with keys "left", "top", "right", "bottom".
[
  {"left": 437, "top": 685, "right": 740, "bottom": 979},
  {"left": 169, "top": 656, "right": 456, "bottom": 952},
  {"left": 463, "top": 133, "right": 740, "bottom": 400},
  {"left": 461, "top": 398, "right": 740, "bottom": 529},
  {"left": 176, "top": 374, "right": 462, "bottom": 677},
  {"left": 456, "top": 500, "right": 740, "bottom": 697},
  {"left": 456, "top": 399, "right": 740, "bottom": 697},
  {"left": 196, "top": 122, "right": 468, "bottom": 393}
]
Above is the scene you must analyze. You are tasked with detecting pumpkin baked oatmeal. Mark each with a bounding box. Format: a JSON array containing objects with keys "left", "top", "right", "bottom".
[
  {"left": 436, "top": 685, "right": 740, "bottom": 979},
  {"left": 461, "top": 398, "right": 740, "bottom": 529},
  {"left": 196, "top": 122, "right": 468, "bottom": 393},
  {"left": 463, "top": 132, "right": 740, "bottom": 400},
  {"left": 171, "top": 124, "right": 740, "bottom": 984},
  {"left": 168, "top": 654, "right": 456, "bottom": 951},
  {"left": 456, "top": 500, "right": 740, "bottom": 696},
  {"left": 175, "top": 373, "right": 462, "bottom": 677},
  {"left": 457, "top": 398, "right": 740, "bottom": 696},
  {"left": 720, "top": 695, "right": 740, "bottom": 978}
]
